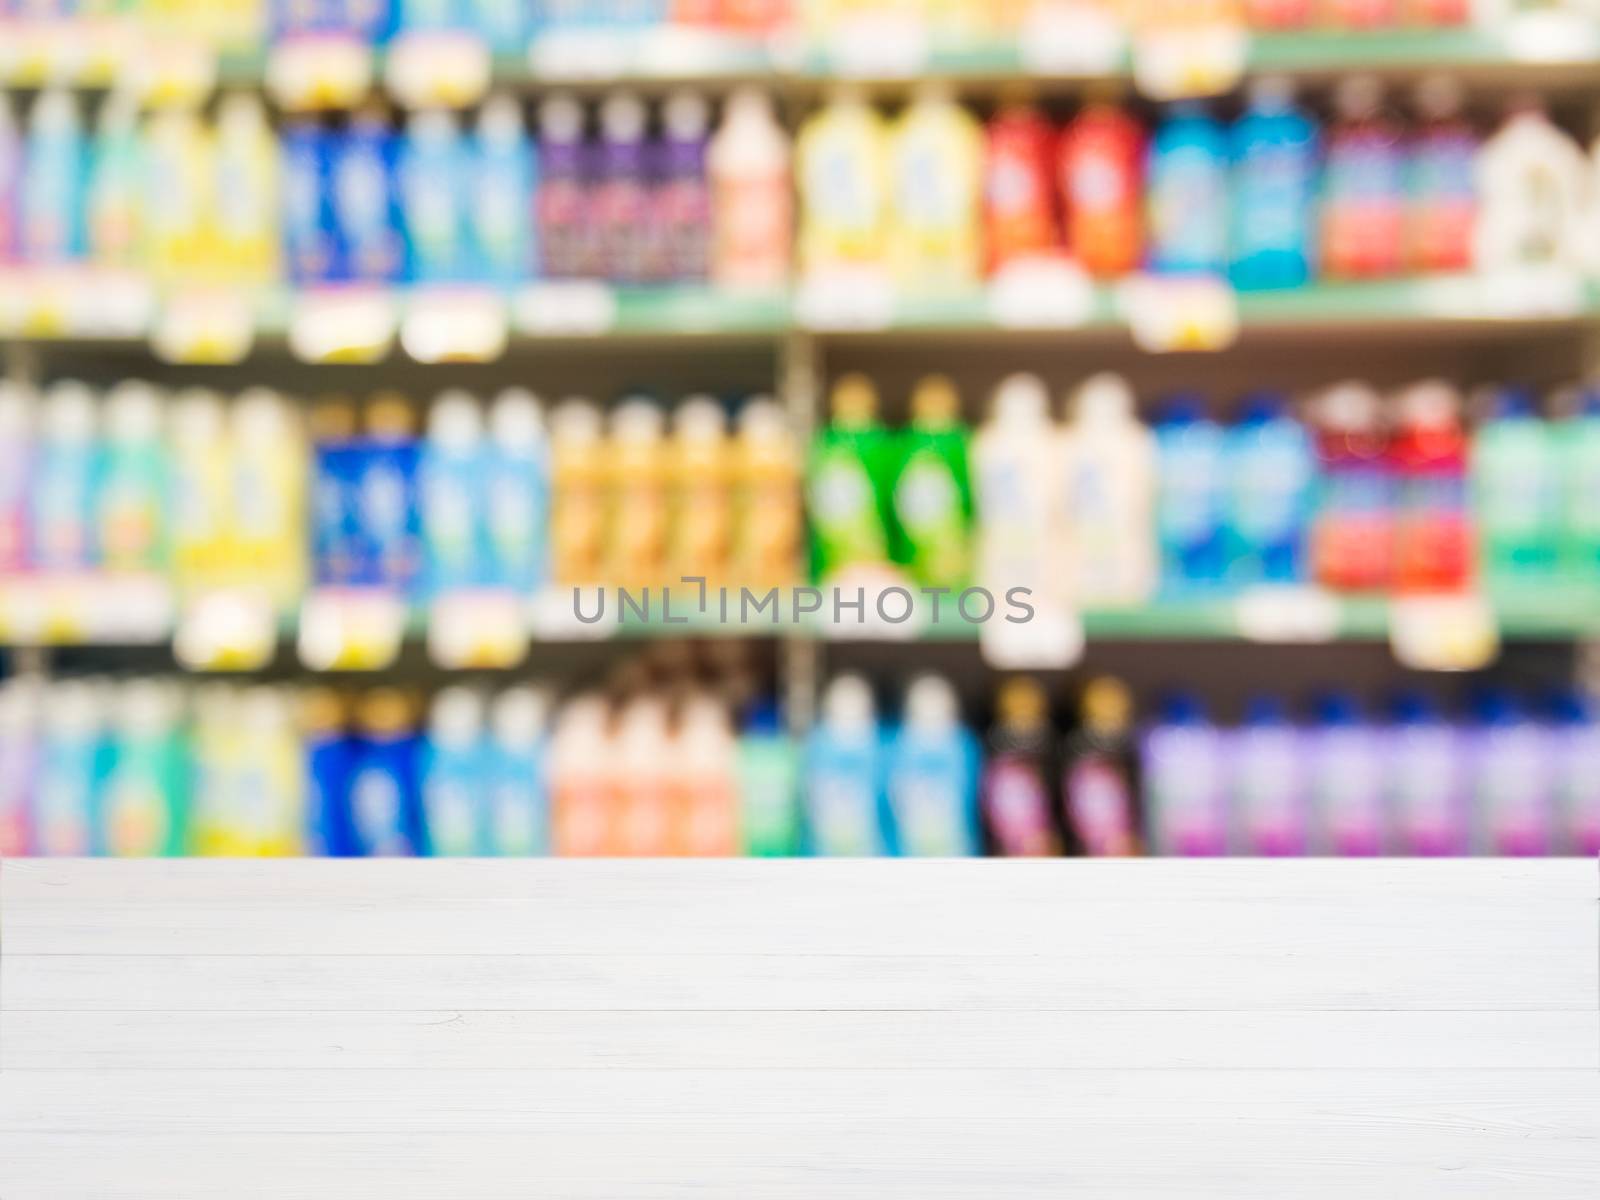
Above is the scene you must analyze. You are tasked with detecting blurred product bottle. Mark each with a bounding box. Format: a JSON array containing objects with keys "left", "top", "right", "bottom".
[
  {"left": 1559, "top": 387, "right": 1600, "bottom": 581},
  {"left": 1058, "top": 97, "right": 1145, "bottom": 278},
  {"left": 240, "top": 688, "right": 310, "bottom": 856},
  {"left": 672, "top": 692, "right": 739, "bottom": 855},
  {"left": 1153, "top": 394, "right": 1226, "bottom": 593},
  {"left": 302, "top": 688, "right": 357, "bottom": 856},
  {"left": 550, "top": 693, "right": 615, "bottom": 855},
  {"left": 1228, "top": 77, "right": 1318, "bottom": 291},
  {"left": 888, "top": 674, "right": 979, "bottom": 857},
  {"left": 0, "top": 381, "right": 32, "bottom": 572},
  {"left": 347, "top": 689, "right": 425, "bottom": 856},
  {"left": 0, "top": 679, "right": 35, "bottom": 856},
  {"left": 168, "top": 389, "right": 232, "bottom": 591},
  {"left": 737, "top": 700, "right": 801, "bottom": 856},
  {"left": 608, "top": 398, "right": 671, "bottom": 588},
  {"left": 1058, "top": 372, "right": 1156, "bottom": 606},
  {"left": 888, "top": 83, "right": 982, "bottom": 291},
  {"left": 1473, "top": 96, "right": 1589, "bottom": 274},
  {"left": 653, "top": 90, "right": 712, "bottom": 282},
  {"left": 1471, "top": 691, "right": 1554, "bottom": 856},
  {"left": 535, "top": 94, "right": 590, "bottom": 279},
  {"left": 1390, "top": 381, "right": 1472, "bottom": 593},
  {"left": 487, "top": 686, "right": 550, "bottom": 855},
  {"left": 20, "top": 90, "right": 88, "bottom": 265},
  {"left": 232, "top": 389, "right": 307, "bottom": 607},
  {"left": 331, "top": 104, "right": 405, "bottom": 284},
  {"left": 1321, "top": 77, "right": 1405, "bottom": 279},
  {"left": 1326, "top": 0, "right": 1398, "bottom": 27},
  {"left": 550, "top": 398, "right": 608, "bottom": 585},
  {"left": 891, "top": 375, "right": 972, "bottom": 589},
  {"left": 282, "top": 119, "right": 338, "bottom": 286},
  {"left": 420, "top": 390, "right": 489, "bottom": 595},
  {"left": 1309, "top": 692, "right": 1387, "bottom": 855},
  {"left": 309, "top": 397, "right": 364, "bottom": 587},
  {"left": 422, "top": 685, "right": 490, "bottom": 856},
  {"left": 471, "top": 95, "right": 536, "bottom": 284},
  {"left": 1143, "top": 693, "right": 1227, "bottom": 856},
  {"left": 212, "top": 93, "right": 281, "bottom": 284},
  {"left": 805, "top": 674, "right": 887, "bottom": 856},
  {"left": 732, "top": 396, "right": 801, "bottom": 588},
  {"left": 142, "top": 107, "right": 213, "bottom": 281},
  {"left": 982, "top": 99, "right": 1059, "bottom": 272},
  {"left": 710, "top": 88, "right": 791, "bottom": 290},
  {"left": 85, "top": 91, "right": 143, "bottom": 271},
  {"left": 666, "top": 396, "right": 732, "bottom": 585},
  {"left": 1549, "top": 691, "right": 1600, "bottom": 856},
  {"left": 1406, "top": 75, "right": 1476, "bottom": 274},
  {"left": 97, "top": 381, "right": 168, "bottom": 575},
  {"left": 1231, "top": 695, "right": 1309, "bottom": 855},
  {"left": 596, "top": 92, "right": 652, "bottom": 283},
  {"left": 797, "top": 88, "right": 889, "bottom": 273},
  {"left": 1310, "top": 382, "right": 1393, "bottom": 592},
  {"left": 100, "top": 680, "right": 188, "bottom": 857},
  {"left": 399, "top": 109, "right": 470, "bottom": 284},
  {"left": 1244, "top": 0, "right": 1314, "bottom": 27},
  {"left": 395, "top": 0, "right": 470, "bottom": 34},
  {"left": 474, "top": 0, "right": 529, "bottom": 48},
  {"left": 0, "top": 96, "right": 18, "bottom": 262},
  {"left": 31, "top": 381, "right": 99, "bottom": 573},
  {"left": 1145, "top": 103, "right": 1228, "bottom": 276},
  {"left": 1062, "top": 676, "right": 1140, "bottom": 857},
  {"left": 484, "top": 388, "right": 549, "bottom": 594},
  {"left": 1386, "top": 692, "right": 1466, "bottom": 855},
  {"left": 981, "top": 676, "right": 1059, "bottom": 857},
  {"left": 972, "top": 374, "right": 1056, "bottom": 604},
  {"left": 1226, "top": 390, "right": 1315, "bottom": 586},
  {"left": 807, "top": 373, "right": 894, "bottom": 579},
  {"left": 613, "top": 693, "right": 673, "bottom": 855},
  {"left": 1472, "top": 386, "right": 1561, "bottom": 584},
  {"left": 360, "top": 395, "right": 423, "bottom": 593},
  {"left": 34, "top": 680, "right": 105, "bottom": 856}
]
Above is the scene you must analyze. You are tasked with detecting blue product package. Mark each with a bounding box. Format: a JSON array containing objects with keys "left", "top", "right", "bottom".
[
  {"left": 1228, "top": 80, "right": 1320, "bottom": 291},
  {"left": 19, "top": 90, "right": 88, "bottom": 265},
  {"left": 395, "top": 0, "right": 470, "bottom": 32},
  {"left": 282, "top": 120, "right": 338, "bottom": 286},
  {"left": 486, "top": 696, "right": 548, "bottom": 855},
  {"left": 346, "top": 716, "right": 425, "bottom": 855},
  {"left": 1226, "top": 391, "right": 1315, "bottom": 585},
  {"left": 471, "top": 96, "right": 536, "bottom": 285},
  {"left": 304, "top": 713, "right": 358, "bottom": 856},
  {"left": 359, "top": 406, "right": 423, "bottom": 593},
  {"left": 419, "top": 394, "right": 490, "bottom": 596},
  {"left": 398, "top": 110, "right": 470, "bottom": 284},
  {"left": 483, "top": 390, "right": 548, "bottom": 592},
  {"left": 420, "top": 691, "right": 489, "bottom": 856},
  {"left": 1154, "top": 394, "right": 1227, "bottom": 592},
  {"left": 311, "top": 432, "right": 366, "bottom": 587},
  {"left": 886, "top": 704, "right": 980, "bottom": 857},
  {"left": 473, "top": 0, "right": 528, "bottom": 49},
  {"left": 330, "top": 112, "right": 406, "bottom": 284},
  {"left": 804, "top": 678, "right": 888, "bottom": 856},
  {"left": 1146, "top": 103, "right": 1228, "bottom": 277}
]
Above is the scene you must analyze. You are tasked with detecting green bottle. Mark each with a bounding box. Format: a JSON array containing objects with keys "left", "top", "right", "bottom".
[
  {"left": 737, "top": 704, "right": 801, "bottom": 856},
  {"left": 892, "top": 374, "right": 973, "bottom": 587},
  {"left": 1472, "top": 388, "right": 1560, "bottom": 586},
  {"left": 101, "top": 681, "right": 190, "bottom": 857},
  {"left": 807, "top": 373, "right": 895, "bottom": 579},
  {"left": 1560, "top": 388, "right": 1600, "bottom": 585},
  {"left": 98, "top": 382, "right": 170, "bottom": 574}
]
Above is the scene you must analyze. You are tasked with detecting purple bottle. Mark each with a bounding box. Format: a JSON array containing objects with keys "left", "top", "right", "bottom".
[
  {"left": 535, "top": 94, "right": 589, "bottom": 280},
  {"left": 1143, "top": 694, "right": 1227, "bottom": 856},
  {"left": 1549, "top": 692, "right": 1600, "bottom": 857},
  {"left": 1471, "top": 691, "right": 1553, "bottom": 857},
  {"left": 594, "top": 92, "right": 651, "bottom": 284},
  {"left": 1386, "top": 693, "right": 1468, "bottom": 856},
  {"left": 1231, "top": 695, "right": 1309, "bottom": 856},
  {"left": 649, "top": 90, "right": 711, "bottom": 284},
  {"left": 1309, "top": 693, "right": 1387, "bottom": 856}
]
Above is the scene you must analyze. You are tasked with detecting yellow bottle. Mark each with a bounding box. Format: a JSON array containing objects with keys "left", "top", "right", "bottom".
[
  {"left": 888, "top": 83, "right": 983, "bottom": 291},
  {"left": 669, "top": 397, "right": 734, "bottom": 588},
  {"left": 168, "top": 389, "right": 233, "bottom": 594},
  {"left": 550, "top": 399, "right": 608, "bottom": 587},
  {"left": 607, "top": 399, "right": 670, "bottom": 590},
  {"left": 141, "top": 107, "right": 214, "bottom": 283},
  {"left": 797, "top": 88, "right": 890, "bottom": 274},
  {"left": 231, "top": 389, "right": 307, "bottom": 610},
  {"left": 732, "top": 396, "right": 802, "bottom": 590},
  {"left": 211, "top": 92, "right": 280, "bottom": 286}
]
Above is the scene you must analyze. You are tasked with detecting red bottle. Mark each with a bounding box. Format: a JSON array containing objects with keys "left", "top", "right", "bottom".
[
  {"left": 1310, "top": 383, "right": 1394, "bottom": 592},
  {"left": 982, "top": 103, "right": 1061, "bottom": 274},
  {"left": 1321, "top": 77, "right": 1406, "bottom": 280},
  {"left": 1245, "top": 0, "right": 1315, "bottom": 28},
  {"left": 1325, "top": 0, "right": 1400, "bottom": 28},
  {"left": 1390, "top": 381, "right": 1473, "bottom": 594},
  {"left": 1057, "top": 101, "right": 1145, "bottom": 279}
]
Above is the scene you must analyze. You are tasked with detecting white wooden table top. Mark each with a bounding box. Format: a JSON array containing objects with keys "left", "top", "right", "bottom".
[{"left": 2, "top": 859, "right": 1596, "bottom": 1198}]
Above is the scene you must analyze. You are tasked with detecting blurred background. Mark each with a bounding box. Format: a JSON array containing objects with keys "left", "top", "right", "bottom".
[{"left": 2, "top": 0, "right": 1600, "bottom": 860}]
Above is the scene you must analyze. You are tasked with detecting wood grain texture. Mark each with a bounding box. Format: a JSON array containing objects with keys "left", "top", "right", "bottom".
[{"left": 2, "top": 859, "right": 1597, "bottom": 1199}]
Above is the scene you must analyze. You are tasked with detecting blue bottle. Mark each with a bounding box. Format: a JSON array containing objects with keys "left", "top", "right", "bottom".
[
  {"left": 1153, "top": 394, "right": 1227, "bottom": 593},
  {"left": 347, "top": 690, "right": 426, "bottom": 856},
  {"left": 395, "top": 0, "right": 470, "bottom": 33},
  {"left": 886, "top": 675, "right": 980, "bottom": 857},
  {"left": 282, "top": 120, "right": 337, "bottom": 286},
  {"left": 421, "top": 686, "right": 489, "bottom": 856},
  {"left": 1146, "top": 103, "right": 1228, "bottom": 276},
  {"left": 330, "top": 106, "right": 406, "bottom": 284},
  {"left": 309, "top": 400, "right": 365, "bottom": 588},
  {"left": 20, "top": 90, "right": 87, "bottom": 265},
  {"left": 1226, "top": 391, "right": 1315, "bottom": 586},
  {"left": 399, "top": 109, "right": 470, "bottom": 284},
  {"left": 486, "top": 686, "right": 550, "bottom": 855},
  {"left": 359, "top": 396, "right": 423, "bottom": 594},
  {"left": 473, "top": 0, "right": 528, "bottom": 50},
  {"left": 484, "top": 388, "right": 549, "bottom": 593},
  {"left": 1229, "top": 78, "right": 1319, "bottom": 291},
  {"left": 804, "top": 675, "right": 888, "bottom": 856},
  {"left": 471, "top": 94, "right": 536, "bottom": 285},
  {"left": 303, "top": 689, "right": 358, "bottom": 857},
  {"left": 31, "top": 381, "right": 100, "bottom": 573},
  {"left": 420, "top": 390, "right": 488, "bottom": 596},
  {"left": 34, "top": 682, "right": 107, "bottom": 857}
]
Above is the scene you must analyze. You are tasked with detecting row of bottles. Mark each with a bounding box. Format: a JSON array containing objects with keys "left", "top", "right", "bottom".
[
  {"left": 269, "top": 0, "right": 788, "bottom": 45},
  {"left": 808, "top": 371, "right": 1600, "bottom": 602},
  {"left": 0, "top": 87, "right": 793, "bottom": 291},
  {"left": 798, "top": 79, "right": 1598, "bottom": 290}
]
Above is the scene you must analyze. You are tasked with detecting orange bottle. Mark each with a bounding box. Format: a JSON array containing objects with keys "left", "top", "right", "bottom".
[{"left": 1057, "top": 100, "right": 1145, "bottom": 278}]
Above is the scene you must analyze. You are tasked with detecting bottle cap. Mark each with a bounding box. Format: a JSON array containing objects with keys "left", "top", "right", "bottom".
[
  {"left": 1313, "top": 382, "right": 1381, "bottom": 431},
  {"left": 830, "top": 374, "right": 879, "bottom": 426},
  {"left": 359, "top": 688, "right": 417, "bottom": 736},
  {"left": 428, "top": 390, "right": 484, "bottom": 448},
  {"left": 1414, "top": 73, "right": 1465, "bottom": 120},
  {"left": 910, "top": 375, "right": 960, "bottom": 427},
  {"left": 991, "top": 374, "right": 1048, "bottom": 426},
  {"left": 45, "top": 679, "right": 105, "bottom": 736},
  {"left": 674, "top": 395, "right": 726, "bottom": 440},
  {"left": 429, "top": 685, "right": 486, "bottom": 746},
  {"left": 1238, "top": 390, "right": 1289, "bottom": 424},
  {"left": 723, "top": 87, "right": 776, "bottom": 128},
  {"left": 551, "top": 398, "right": 602, "bottom": 444},
  {"left": 1158, "top": 691, "right": 1205, "bottom": 725},
  {"left": 1081, "top": 676, "right": 1133, "bottom": 733},
  {"left": 905, "top": 673, "right": 959, "bottom": 731},
  {"left": 1336, "top": 75, "right": 1384, "bottom": 119},
  {"left": 822, "top": 674, "right": 875, "bottom": 730},
  {"left": 1489, "top": 386, "right": 1537, "bottom": 420},
  {"left": 478, "top": 93, "right": 525, "bottom": 142},
  {"left": 99, "top": 88, "right": 141, "bottom": 134},
  {"left": 539, "top": 94, "right": 584, "bottom": 141},
  {"left": 217, "top": 91, "right": 268, "bottom": 134},
  {"left": 365, "top": 393, "right": 417, "bottom": 441},
  {"left": 490, "top": 388, "right": 544, "bottom": 448},
  {"left": 1243, "top": 693, "right": 1287, "bottom": 725},
  {"left": 409, "top": 108, "right": 458, "bottom": 141},
  {"left": 234, "top": 388, "right": 298, "bottom": 443},
  {"left": 104, "top": 381, "right": 164, "bottom": 442},
  {"left": 0, "top": 380, "right": 36, "bottom": 433},
  {"left": 309, "top": 396, "right": 358, "bottom": 442},
  {"left": 664, "top": 90, "right": 710, "bottom": 139},
  {"left": 31, "top": 89, "right": 78, "bottom": 131},
  {"left": 1389, "top": 691, "right": 1437, "bottom": 724},
  {"left": 1248, "top": 75, "right": 1295, "bottom": 110},
  {"left": 491, "top": 686, "right": 551, "bottom": 745},
  {"left": 612, "top": 398, "right": 665, "bottom": 443},
  {"left": 601, "top": 92, "right": 647, "bottom": 141},
  {"left": 1395, "top": 380, "right": 1460, "bottom": 429},
  {"left": 116, "top": 678, "right": 184, "bottom": 737},
  {"left": 1313, "top": 691, "right": 1361, "bottom": 726},
  {"left": 299, "top": 687, "right": 349, "bottom": 735},
  {"left": 1158, "top": 391, "right": 1206, "bottom": 425},
  {"left": 43, "top": 381, "right": 97, "bottom": 441},
  {"left": 1073, "top": 373, "right": 1135, "bottom": 424},
  {"left": 239, "top": 686, "right": 294, "bottom": 735},
  {"left": 737, "top": 396, "right": 787, "bottom": 440},
  {"left": 996, "top": 676, "right": 1048, "bottom": 729}
]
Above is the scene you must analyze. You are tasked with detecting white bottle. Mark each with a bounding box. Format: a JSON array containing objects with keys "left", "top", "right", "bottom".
[
  {"left": 212, "top": 92, "right": 280, "bottom": 283},
  {"left": 614, "top": 694, "right": 672, "bottom": 856},
  {"left": 972, "top": 373, "right": 1060, "bottom": 608},
  {"left": 1474, "top": 98, "right": 1589, "bottom": 273},
  {"left": 1058, "top": 373, "right": 1156, "bottom": 607},
  {"left": 710, "top": 88, "right": 792, "bottom": 291}
]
